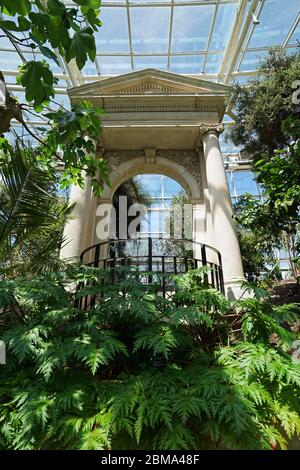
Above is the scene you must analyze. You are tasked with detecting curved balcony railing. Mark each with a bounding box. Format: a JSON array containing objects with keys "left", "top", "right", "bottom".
[{"left": 77, "top": 238, "right": 224, "bottom": 309}]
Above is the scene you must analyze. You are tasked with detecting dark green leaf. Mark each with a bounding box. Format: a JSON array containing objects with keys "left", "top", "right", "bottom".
[
  {"left": 0, "top": 18, "right": 30, "bottom": 32},
  {"left": 68, "top": 28, "right": 96, "bottom": 70},
  {"left": 0, "top": 0, "right": 31, "bottom": 16},
  {"left": 17, "top": 61, "right": 56, "bottom": 111},
  {"left": 39, "top": 46, "right": 60, "bottom": 67}
]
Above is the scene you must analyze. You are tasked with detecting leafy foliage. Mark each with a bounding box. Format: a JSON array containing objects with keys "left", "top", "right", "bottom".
[
  {"left": 0, "top": 267, "right": 299, "bottom": 450},
  {"left": 228, "top": 50, "right": 300, "bottom": 161},
  {"left": 66, "top": 27, "right": 96, "bottom": 70},
  {"left": 234, "top": 117, "right": 300, "bottom": 281},
  {"left": 229, "top": 51, "right": 300, "bottom": 281},
  {"left": 0, "top": 0, "right": 101, "bottom": 72},
  {"left": 0, "top": 0, "right": 107, "bottom": 194},
  {"left": 0, "top": 0, "right": 100, "bottom": 110},
  {"left": 236, "top": 225, "right": 277, "bottom": 281},
  {"left": 0, "top": 141, "right": 72, "bottom": 277},
  {"left": 255, "top": 118, "right": 300, "bottom": 226},
  {"left": 234, "top": 194, "right": 280, "bottom": 280},
  {"left": 17, "top": 61, "right": 58, "bottom": 112},
  {"left": 44, "top": 101, "right": 108, "bottom": 192},
  {"left": 0, "top": 0, "right": 31, "bottom": 16}
]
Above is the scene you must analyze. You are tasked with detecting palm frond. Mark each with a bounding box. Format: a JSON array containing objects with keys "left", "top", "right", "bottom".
[{"left": 0, "top": 144, "right": 57, "bottom": 247}]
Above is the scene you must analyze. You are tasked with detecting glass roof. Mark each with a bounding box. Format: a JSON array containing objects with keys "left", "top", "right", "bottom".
[
  {"left": 247, "top": 0, "right": 299, "bottom": 48},
  {"left": 1, "top": 0, "right": 299, "bottom": 154}
]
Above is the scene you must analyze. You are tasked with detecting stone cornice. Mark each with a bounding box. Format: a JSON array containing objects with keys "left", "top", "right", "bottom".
[
  {"left": 71, "top": 95, "right": 225, "bottom": 116},
  {"left": 68, "top": 68, "right": 233, "bottom": 97},
  {"left": 68, "top": 70, "right": 229, "bottom": 122}
]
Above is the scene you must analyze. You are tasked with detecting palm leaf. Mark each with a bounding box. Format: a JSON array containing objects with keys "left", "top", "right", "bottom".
[{"left": 0, "top": 144, "right": 58, "bottom": 248}]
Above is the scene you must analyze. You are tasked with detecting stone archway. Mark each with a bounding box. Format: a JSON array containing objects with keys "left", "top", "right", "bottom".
[
  {"left": 60, "top": 69, "right": 245, "bottom": 298},
  {"left": 100, "top": 151, "right": 203, "bottom": 203},
  {"left": 93, "top": 151, "right": 207, "bottom": 260}
]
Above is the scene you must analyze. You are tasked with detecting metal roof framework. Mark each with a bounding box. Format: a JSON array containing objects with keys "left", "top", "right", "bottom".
[{"left": 0, "top": 0, "right": 298, "bottom": 147}]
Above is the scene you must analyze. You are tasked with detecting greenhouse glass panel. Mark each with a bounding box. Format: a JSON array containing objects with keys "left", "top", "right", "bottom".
[
  {"left": 137, "top": 175, "right": 163, "bottom": 197},
  {"left": 233, "top": 171, "right": 260, "bottom": 196},
  {"left": 204, "top": 53, "right": 223, "bottom": 73},
  {"left": 134, "top": 56, "right": 168, "bottom": 71},
  {"left": 95, "top": 7, "right": 130, "bottom": 53},
  {"left": 0, "top": 51, "right": 22, "bottom": 71},
  {"left": 163, "top": 177, "right": 183, "bottom": 198},
  {"left": 248, "top": 0, "right": 299, "bottom": 48},
  {"left": 209, "top": 2, "right": 237, "bottom": 51},
  {"left": 131, "top": 7, "right": 170, "bottom": 53},
  {"left": 288, "top": 24, "right": 300, "bottom": 44},
  {"left": 171, "top": 5, "right": 214, "bottom": 53},
  {"left": 98, "top": 56, "right": 132, "bottom": 75},
  {"left": 239, "top": 50, "right": 269, "bottom": 72},
  {"left": 169, "top": 55, "right": 204, "bottom": 74}
]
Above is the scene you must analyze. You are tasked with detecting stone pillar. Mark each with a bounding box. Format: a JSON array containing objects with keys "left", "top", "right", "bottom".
[
  {"left": 191, "top": 203, "right": 205, "bottom": 259},
  {"left": 196, "top": 147, "right": 218, "bottom": 258},
  {"left": 60, "top": 173, "right": 95, "bottom": 262},
  {"left": 200, "top": 124, "right": 245, "bottom": 298}
]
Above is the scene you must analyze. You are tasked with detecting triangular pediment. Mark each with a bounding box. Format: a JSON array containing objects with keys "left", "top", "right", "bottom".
[{"left": 68, "top": 68, "right": 232, "bottom": 98}]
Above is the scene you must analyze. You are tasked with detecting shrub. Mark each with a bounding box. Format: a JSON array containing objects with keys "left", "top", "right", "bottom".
[{"left": 0, "top": 267, "right": 299, "bottom": 450}]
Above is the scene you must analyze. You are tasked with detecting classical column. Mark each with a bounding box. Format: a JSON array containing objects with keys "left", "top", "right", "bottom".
[
  {"left": 192, "top": 203, "right": 206, "bottom": 262},
  {"left": 196, "top": 146, "right": 218, "bottom": 260},
  {"left": 60, "top": 173, "right": 95, "bottom": 262},
  {"left": 200, "top": 124, "right": 245, "bottom": 298}
]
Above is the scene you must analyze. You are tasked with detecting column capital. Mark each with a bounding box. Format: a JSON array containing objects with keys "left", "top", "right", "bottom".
[{"left": 199, "top": 123, "right": 224, "bottom": 138}]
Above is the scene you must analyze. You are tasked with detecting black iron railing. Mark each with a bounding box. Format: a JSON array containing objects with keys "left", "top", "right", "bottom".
[{"left": 77, "top": 238, "right": 224, "bottom": 309}]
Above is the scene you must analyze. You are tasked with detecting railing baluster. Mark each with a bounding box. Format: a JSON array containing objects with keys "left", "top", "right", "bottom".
[
  {"left": 94, "top": 244, "right": 100, "bottom": 268},
  {"left": 162, "top": 256, "right": 166, "bottom": 298},
  {"left": 217, "top": 252, "right": 225, "bottom": 294},
  {"left": 148, "top": 237, "right": 153, "bottom": 284},
  {"left": 111, "top": 243, "right": 116, "bottom": 283},
  {"left": 173, "top": 256, "right": 177, "bottom": 275},
  {"left": 201, "top": 244, "right": 208, "bottom": 286},
  {"left": 215, "top": 264, "right": 220, "bottom": 291},
  {"left": 78, "top": 238, "right": 225, "bottom": 308},
  {"left": 210, "top": 262, "right": 215, "bottom": 288}
]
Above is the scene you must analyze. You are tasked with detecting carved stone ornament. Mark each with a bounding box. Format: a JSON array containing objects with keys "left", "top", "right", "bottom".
[
  {"left": 103, "top": 149, "right": 202, "bottom": 191},
  {"left": 144, "top": 148, "right": 156, "bottom": 164},
  {"left": 199, "top": 123, "right": 224, "bottom": 137},
  {"left": 118, "top": 83, "right": 181, "bottom": 95},
  {"left": 155, "top": 150, "right": 202, "bottom": 190},
  {"left": 104, "top": 150, "right": 145, "bottom": 173}
]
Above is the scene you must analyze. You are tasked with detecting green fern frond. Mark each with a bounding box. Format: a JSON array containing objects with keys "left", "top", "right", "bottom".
[
  {"left": 155, "top": 422, "right": 196, "bottom": 450},
  {"left": 172, "top": 392, "right": 209, "bottom": 420},
  {"left": 133, "top": 325, "right": 180, "bottom": 359},
  {"left": 78, "top": 428, "right": 109, "bottom": 450}
]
